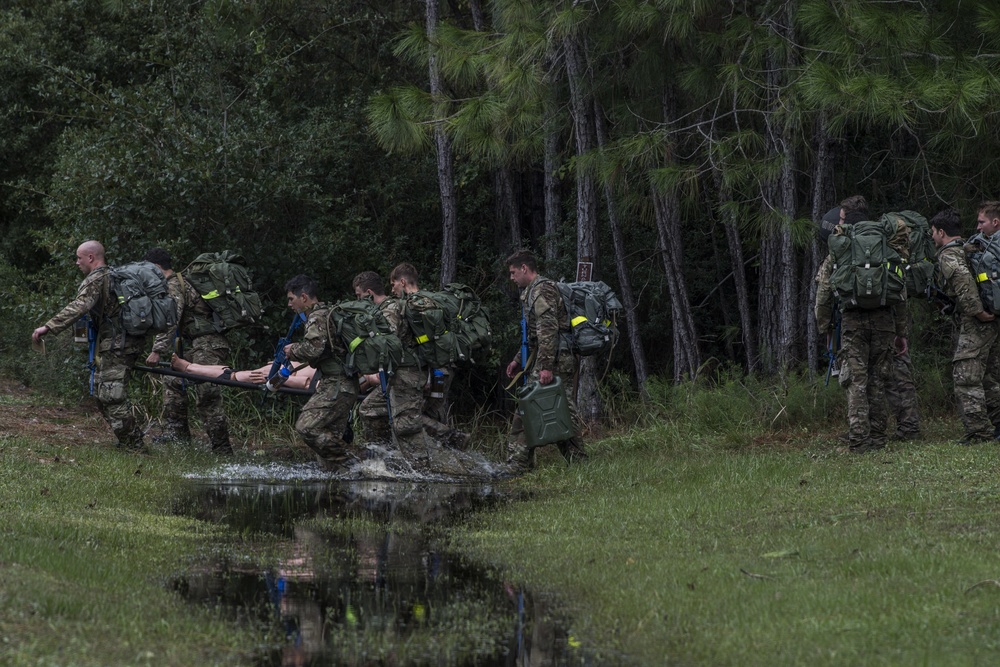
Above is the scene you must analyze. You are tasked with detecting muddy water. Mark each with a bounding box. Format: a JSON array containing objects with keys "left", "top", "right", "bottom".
[{"left": 170, "top": 471, "right": 611, "bottom": 666}]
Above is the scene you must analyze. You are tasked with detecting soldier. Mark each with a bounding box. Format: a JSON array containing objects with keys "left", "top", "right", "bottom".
[
  {"left": 815, "top": 196, "right": 910, "bottom": 453},
  {"left": 388, "top": 263, "right": 472, "bottom": 473},
  {"left": 282, "top": 274, "right": 360, "bottom": 470},
  {"left": 504, "top": 249, "right": 586, "bottom": 471},
  {"left": 816, "top": 205, "right": 921, "bottom": 442},
  {"left": 352, "top": 270, "right": 411, "bottom": 443},
  {"left": 32, "top": 240, "right": 146, "bottom": 450},
  {"left": 935, "top": 206, "right": 1000, "bottom": 442},
  {"left": 143, "top": 248, "right": 232, "bottom": 453}
]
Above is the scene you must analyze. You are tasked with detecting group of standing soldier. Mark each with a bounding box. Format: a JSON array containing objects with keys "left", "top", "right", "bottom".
[
  {"left": 815, "top": 196, "right": 1000, "bottom": 451},
  {"left": 32, "top": 243, "right": 587, "bottom": 477}
]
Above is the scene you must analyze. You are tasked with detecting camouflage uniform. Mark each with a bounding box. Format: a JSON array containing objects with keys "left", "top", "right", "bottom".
[
  {"left": 151, "top": 273, "right": 231, "bottom": 450},
  {"left": 815, "top": 220, "right": 910, "bottom": 451},
  {"left": 358, "top": 297, "right": 414, "bottom": 442},
  {"left": 935, "top": 239, "right": 1000, "bottom": 440},
  {"left": 816, "top": 254, "right": 921, "bottom": 439},
  {"left": 508, "top": 275, "right": 582, "bottom": 467},
  {"left": 43, "top": 266, "right": 145, "bottom": 449},
  {"left": 390, "top": 292, "right": 471, "bottom": 474},
  {"left": 286, "top": 301, "right": 360, "bottom": 467}
]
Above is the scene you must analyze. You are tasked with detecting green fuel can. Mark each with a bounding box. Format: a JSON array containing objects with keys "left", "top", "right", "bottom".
[{"left": 516, "top": 377, "right": 574, "bottom": 448}]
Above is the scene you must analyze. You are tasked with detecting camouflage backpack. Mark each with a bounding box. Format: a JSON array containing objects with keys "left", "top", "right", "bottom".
[
  {"left": 882, "top": 210, "right": 935, "bottom": 299},
  {"left": 828, "top": 219, "right": 906, "bottom": 310},
  {"left": 401, "top": 290, "right": 459, "bottom": 369},
  {"left": 430, "top": 283, "right": 493, "bottom": 366},
  {"left": 555, "top": 281, "right": 623, "bottom": 357},
  {"left": 966, "top": 232, "right": 1000, "bottom": 314},
  {"left": 182, "top": 251, "right": 262, "bottom": 335},
  {"left": 327, "top": 299, "right": 405, "bottom": 376},
  {"left": 107, "top": 261, "right": 178, "bottom": 336}
]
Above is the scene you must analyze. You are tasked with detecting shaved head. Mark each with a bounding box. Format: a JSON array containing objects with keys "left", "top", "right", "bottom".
[{"left": 75, "top": 240, "right": 106, "bottom": 275}]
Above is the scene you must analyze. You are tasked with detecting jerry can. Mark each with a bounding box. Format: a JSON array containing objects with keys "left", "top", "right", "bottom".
[{"left": 516, "top": 377, "right": 574, "bottom": 448}]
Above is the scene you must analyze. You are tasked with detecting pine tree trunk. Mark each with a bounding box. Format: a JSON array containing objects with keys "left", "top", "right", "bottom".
[
  {"left": 427, "top": 0, "right": 458, "bottom": 286},
  {"left": 496, "top": 167, "right": 520, "bottom": 251},
  {"left": 563, "top": 33, "right": 601, "bottom": 424},
  {"left": 652, "top": 191, "right": 700, "bottom": 381},
  {"left": 594, "top": 102, "right": 650, "bottom": 397},
  {"left": 807, "top": 112, "right": 836, "bottom": 378},
  {"left": 715, "top": 180, "right": 760, "bottom": 374},
  {"left": 543, "top": 128, "right": 561, "bottom": 262},
  {"left": 757, "top": 1, "right": 798, "bottom": 373}
]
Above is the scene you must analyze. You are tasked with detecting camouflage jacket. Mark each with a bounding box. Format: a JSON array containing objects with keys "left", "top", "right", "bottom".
[
  {"left": 936, "top": 239, "right": 984, "bottom": 321},
  {"left": 151, "top": 273, "right": 221, "bottom": 354},
  {"left": 397, "top": 290, "right": 438, "bottom": 350},
  {"left": 378, "top": 296, "right": 417, "bottom": 366},
  {"left": 814, "top": 218, "right": 911, "bottom": 337},
  {"left": 286, "top": 302, "right": 345, "bottom": 377},
  {"left": 516, "top": 275, "right": 570, "bottom": 373},
  {"left": 44, "top": 266, "right": 143, "bottom": 352}
]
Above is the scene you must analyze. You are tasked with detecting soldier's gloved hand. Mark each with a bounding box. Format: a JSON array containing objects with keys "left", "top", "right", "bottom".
[
  {"left": 539, "top": 370, "right": 554, "bottom": 385},
  {"left": 506, "top": 359, "right": 520, "bottom": 379}
]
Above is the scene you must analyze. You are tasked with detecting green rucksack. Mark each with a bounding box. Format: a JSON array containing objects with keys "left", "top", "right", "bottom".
[
  {"left": 401, "top": 290, "right": 459, "bottom": 369},
  {"left": 882, "top": 210, "right": 935, "bottom": 299},
  {"left": 828, "top": 219, "right": 906, "bottom": 310},
  {"left": 327, "top": 299, "right": 405, "bottom": 376},
  {"left": 107, "top": 261, "right": 178, "bottom": 336},
  {"left": 966, "top": 232, "right": 1000, "bottom": 314},
  {"left": 555, "top": 281, "right": 623, "bottom": 357},
  {"left": 182, "top": 251, "right": 262, "bottom": 335},
  {"left": 432, "top": 283, "right": 493, "bottom": 366}
]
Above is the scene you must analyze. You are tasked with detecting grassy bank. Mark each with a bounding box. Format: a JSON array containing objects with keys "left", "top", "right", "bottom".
[
  {"left": 0, "top": 392, "right": 271, "bottom": 666},
  {"left": 453, "top": 414, "right": 1000, "bottom": 665}
]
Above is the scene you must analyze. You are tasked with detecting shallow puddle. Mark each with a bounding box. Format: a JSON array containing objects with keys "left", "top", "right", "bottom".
[{"left": 170, "top": 473, "right": 612, "bottom": 666}]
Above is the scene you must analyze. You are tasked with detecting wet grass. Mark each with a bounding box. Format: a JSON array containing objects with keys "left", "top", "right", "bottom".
[
  {"left": 0, "top": 434, "right": 271, "bottom": 666},
  {"left": 452, "top": 414, "right": 1000, "bottom": 666}
]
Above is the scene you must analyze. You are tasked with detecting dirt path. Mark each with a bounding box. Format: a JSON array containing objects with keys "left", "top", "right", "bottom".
[{"left": 0, "top": 380, "right": 111, "bottom": 447}]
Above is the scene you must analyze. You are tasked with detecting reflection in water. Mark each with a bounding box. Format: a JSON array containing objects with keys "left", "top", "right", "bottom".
[{"left": 171, "top": 481, "right": 615, "bottom": 666}]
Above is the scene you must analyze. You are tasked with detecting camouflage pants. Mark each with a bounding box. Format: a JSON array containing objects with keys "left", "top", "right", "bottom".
[
  {"left": 952, "top": 318, "right": 1000, "bottom": 439},
  {"left": 358, "top": 374, "right": 393, "bottom": 442},
  {"left": 838, "top": 326, "right": 894, "bottom": 448},
  {"left": 295, "top": 375, "right": 359, "bottom": 465},
  {"left": 94, "top": 348, "right": 143, "bottom": 449},
  {"left": 885, "top": 351, "right": 920, "bottom": 436},
  {"left": 423, "top": 366, "right": 454, "bottom": 426},
  {"left": 507, "top": 353, "right": 582, "bottom": 466},
  {"left": 163, "top": 336, "right": 230, "bottom": 449}
]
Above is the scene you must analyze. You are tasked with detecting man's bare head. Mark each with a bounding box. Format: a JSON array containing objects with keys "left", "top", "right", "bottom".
[{"left": 75, "top": 240, "right": 106, "bottom": 275}]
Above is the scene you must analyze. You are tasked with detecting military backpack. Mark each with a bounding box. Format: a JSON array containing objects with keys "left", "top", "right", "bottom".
[
  {"left": 431, "top": 283, "right": 493, "bottom": 366},
  {"left": 401, "top": 290, "right": 459, "bottom": 368},
  {"left": 554, "top": 281, "right": 623, "bottom": 357},
  {"left": 882, "top": 210, "right": 935, "bottom": 299},
  {"left": 182, "top": 251, "right": 262, "bottom": 335},
  {"left": 828, "top": 219, "right": 906, "bottom": 310},
  {"left": 965, "top": 232, "right": 1000, "bottom": 314},
  {"left": 107, "top": 261, "right": 178, "bottom": 336},
  {"left": 327, "top": 299, "right": 406, "bottom": 376}
]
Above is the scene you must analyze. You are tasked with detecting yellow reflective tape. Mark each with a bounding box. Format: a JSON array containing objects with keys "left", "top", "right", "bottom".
[
  {"left": 117, "top": 296, "right": 125, "bottom": 303},
  {"left": 571, "top": 316, "right": 588, "bottom": 327},
  {"left": 978, "top": 273, "right": 989, "bottom": 283},
  {"left": 202, "top": 290, "right": 220, "bottom": 299},
  {"left": 415, "top": 334, "right": 429, "bottom": 344},
  {"left": 349, "top": 337, "right": 363, "bottom": 352}
]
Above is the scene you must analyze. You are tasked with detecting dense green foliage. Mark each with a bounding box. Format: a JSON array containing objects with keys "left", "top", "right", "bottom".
[{"left": 2, "top": 0, "right": 999, "bottom": 408}]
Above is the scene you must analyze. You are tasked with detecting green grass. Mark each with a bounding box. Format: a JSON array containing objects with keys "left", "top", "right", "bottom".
[
  {"left": 452, "top": 420, "right": 1000, "bottom": 666},
  {"left": 0, "top": 436, "right": 271, "bottom": 666}
]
